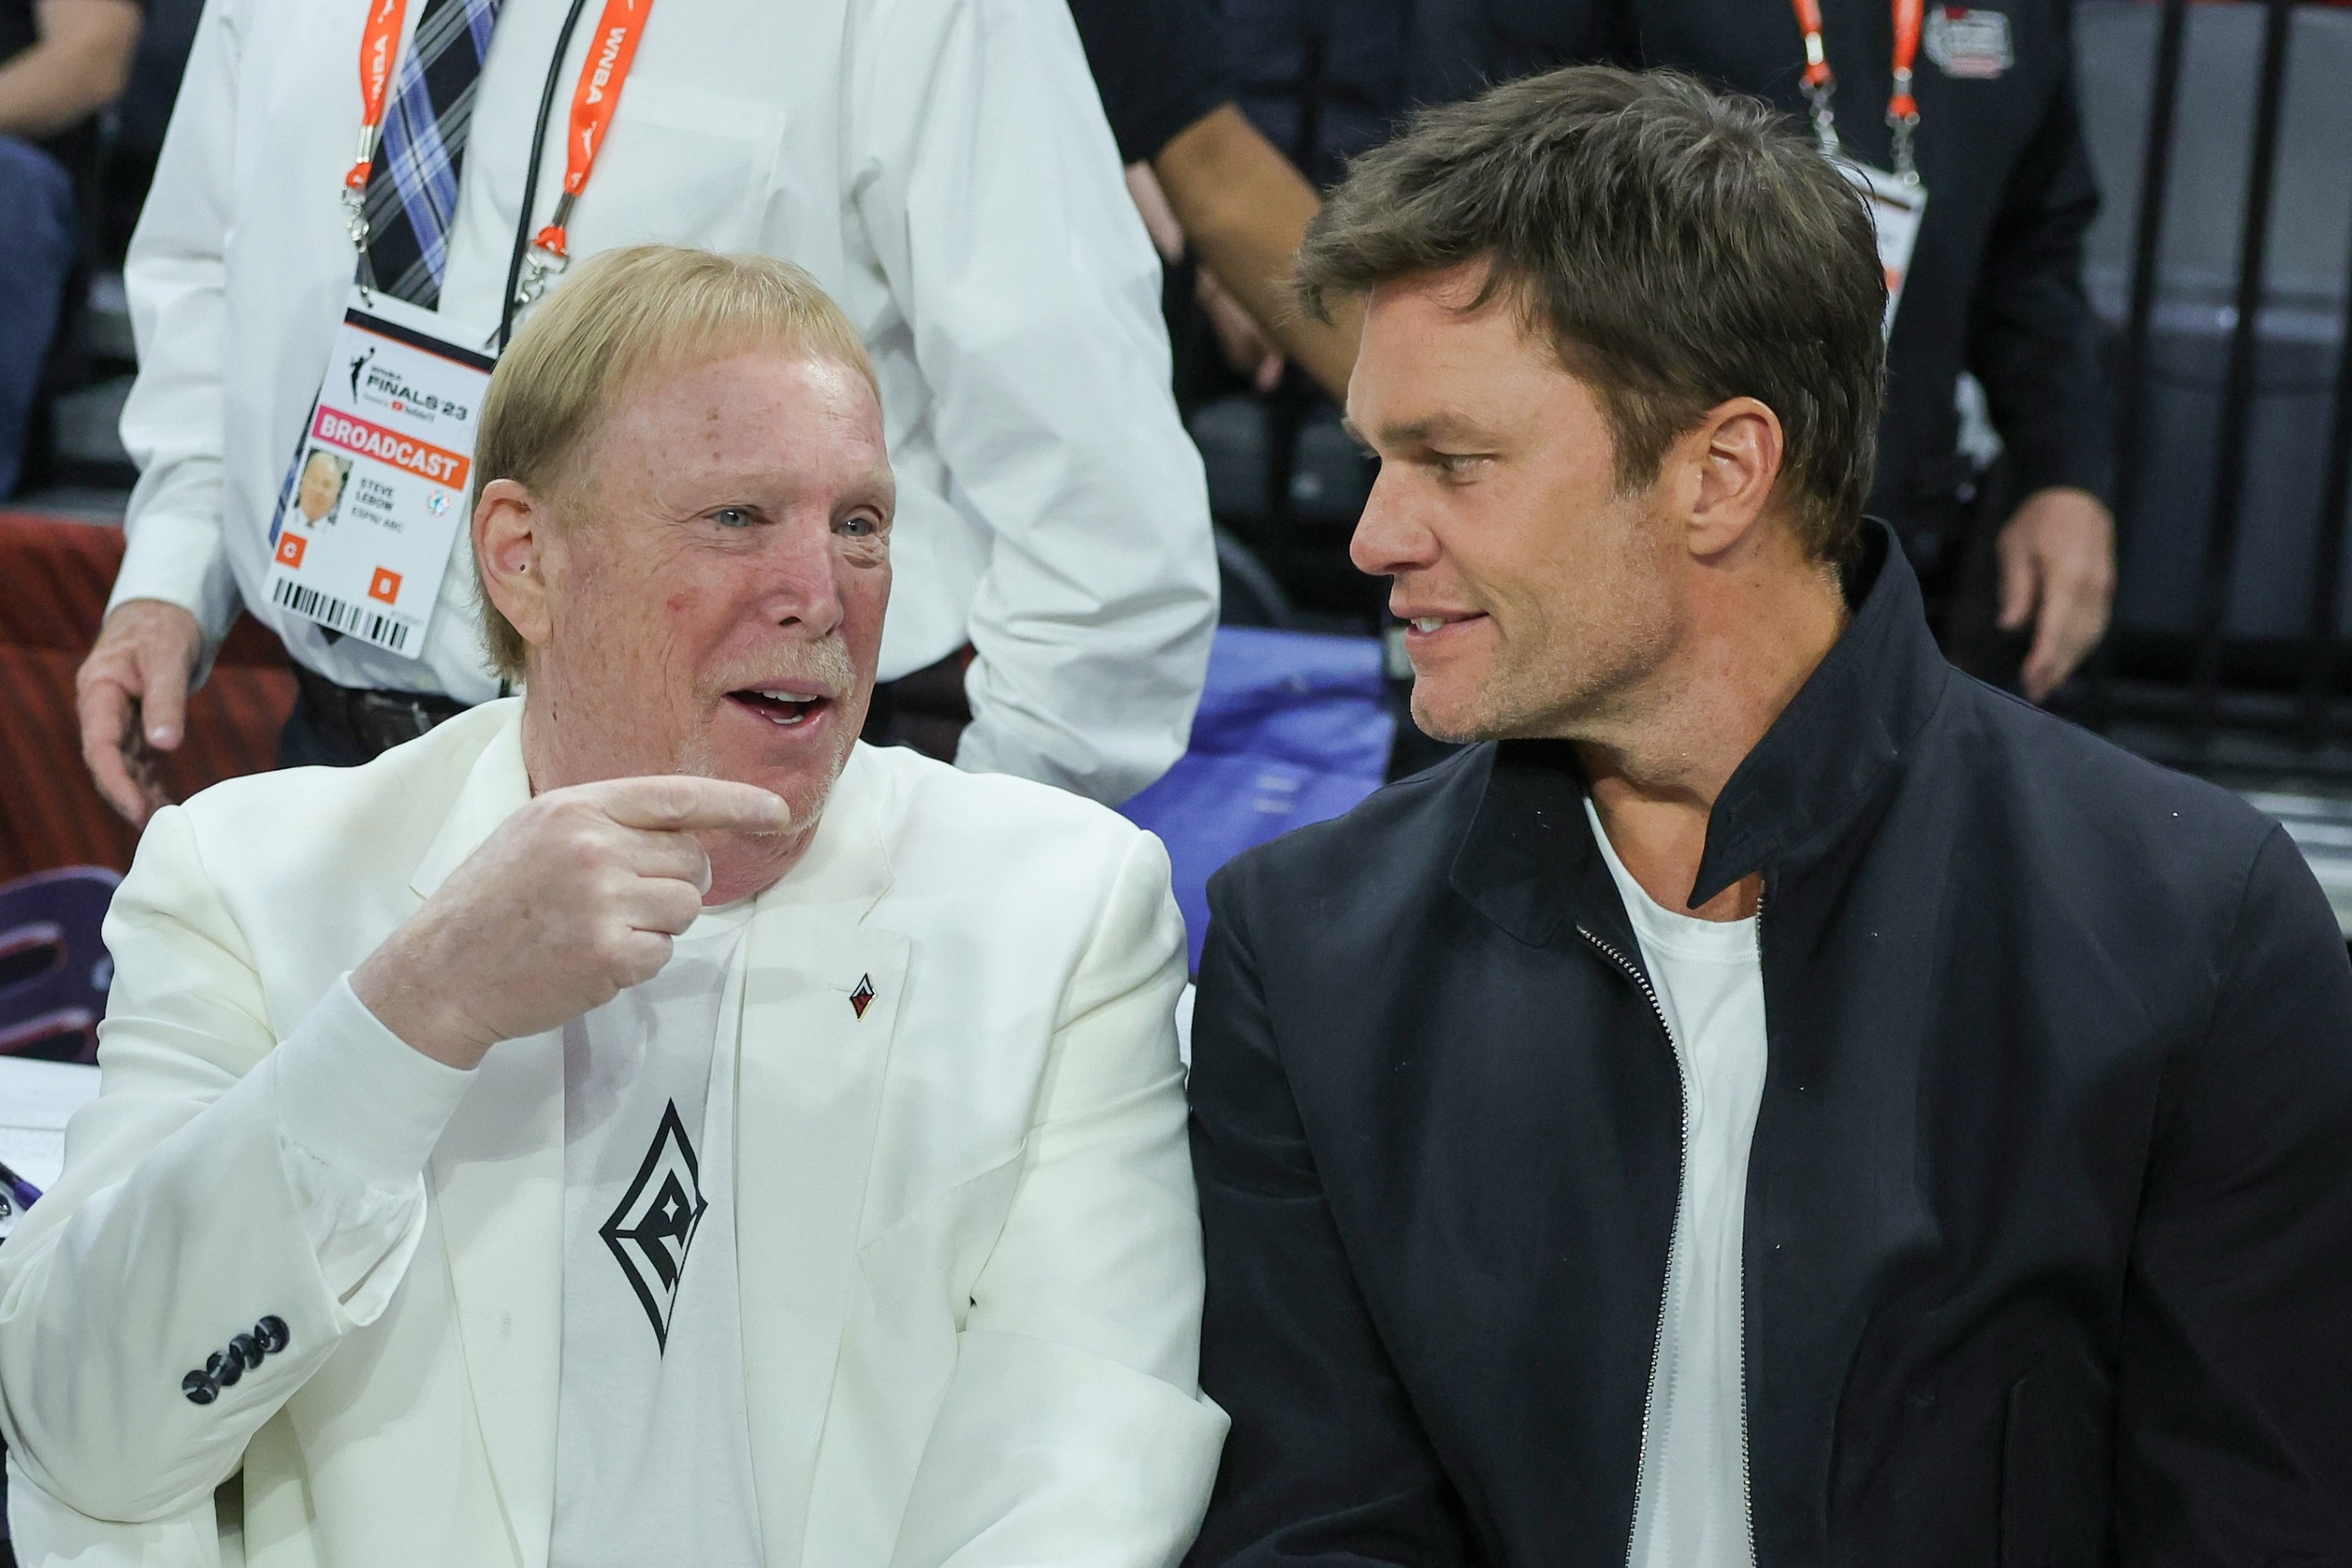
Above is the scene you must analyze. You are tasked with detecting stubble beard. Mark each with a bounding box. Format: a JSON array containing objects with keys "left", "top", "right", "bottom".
[
  {"left": 683, "top": 633, "right": 861, "bottom": 831},
  {"left": 1414, "top": 590, "right": 1680, "bottom": 748}
]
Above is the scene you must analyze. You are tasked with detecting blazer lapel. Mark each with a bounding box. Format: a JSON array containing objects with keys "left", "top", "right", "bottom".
[
  {"left": 731, "top": 749, "right": 906, "bottom": 1568},
  {"left": 408, "top": 702, "right": 568, "bottom": 1568},
  {"left": 409, "top": 698, "right": 531, "bottom": 902},
  {"left": 429, "top": 1027, "right": 567, "bottom": 1568}
]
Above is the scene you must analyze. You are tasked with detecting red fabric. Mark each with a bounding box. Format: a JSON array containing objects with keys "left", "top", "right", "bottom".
[{"left": 0, "top": 513, "right": 294, "bottom": 879}]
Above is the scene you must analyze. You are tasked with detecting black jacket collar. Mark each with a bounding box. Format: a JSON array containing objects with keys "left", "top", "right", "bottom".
[{"left": 1450, "top": 523, "right": 1952, "bottom": 942}]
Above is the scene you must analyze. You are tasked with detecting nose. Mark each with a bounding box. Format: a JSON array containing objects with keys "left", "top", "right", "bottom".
[
  {"left": 760, "top": 511, "right": 849, "bottom": 638},
  {"left": 1349, "top": 462, "right": 1441, "bottom": 580}
]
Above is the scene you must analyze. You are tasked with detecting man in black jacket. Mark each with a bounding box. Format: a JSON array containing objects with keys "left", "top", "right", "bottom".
[{"left": 1185, "top": 66, "right": 2352, "bottom": 1567}]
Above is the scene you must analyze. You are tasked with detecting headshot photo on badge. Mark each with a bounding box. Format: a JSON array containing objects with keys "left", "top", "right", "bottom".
[{"left": 295, "top": 450, "right": 352, "bottom": 528}]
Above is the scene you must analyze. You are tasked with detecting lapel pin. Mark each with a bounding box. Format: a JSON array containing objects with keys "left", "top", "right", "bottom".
[{"left": 849, "top": 974, "right": 875, "bottom": 1019}]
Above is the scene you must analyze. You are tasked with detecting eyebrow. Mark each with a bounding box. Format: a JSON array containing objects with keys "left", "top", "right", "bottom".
[{"left": 1343, "top": 412, "right": 1497, "bottom": 450}]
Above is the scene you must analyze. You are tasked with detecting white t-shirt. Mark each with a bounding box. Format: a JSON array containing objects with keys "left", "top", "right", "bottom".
[
  {"left": 550, "top": 900, "right": 766, "bottom": 1568},
  {"left": 1586, "top": 798, "right": 1766, "bottom": 1568}
]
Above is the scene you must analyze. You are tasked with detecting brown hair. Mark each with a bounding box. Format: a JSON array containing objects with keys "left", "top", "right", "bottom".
[
  {"left": 1297, "top": 66, "right": 1886, "bottom": 561},
  {"left": 471, "top": 245, "right": 880, "bottom": 679}
]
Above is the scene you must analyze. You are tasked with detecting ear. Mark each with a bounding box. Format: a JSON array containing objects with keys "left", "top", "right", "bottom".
[
  {"left": 1679, "top": 397, "right": 1785, "bottom": 559},
  {"left": 474, "top": 478, "right": 555, "bottom": 654}
]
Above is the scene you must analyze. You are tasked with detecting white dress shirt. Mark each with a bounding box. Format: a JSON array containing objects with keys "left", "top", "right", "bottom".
[
  {"left": 1588, "top": 798, "right": 1765, "bottom": 1568},
  {"left": 112, "top": 0, "right": 1216, "bottom": 804}
]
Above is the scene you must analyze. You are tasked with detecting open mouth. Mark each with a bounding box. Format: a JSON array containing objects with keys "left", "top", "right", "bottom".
[
  {"left": 726, "top": 688, "right": 832, "bottom": 728},
  {"left": 1401, "top": 612, "right": 1488, "bottom": 638}
]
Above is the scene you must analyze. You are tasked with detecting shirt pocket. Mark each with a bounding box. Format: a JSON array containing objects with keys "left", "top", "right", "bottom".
[
  {"left": 579, "top": 74, "right": 788, "bottom": 252},
  {"left": 853, "top": 1152, "right": 1027, "bottom": 1327}
]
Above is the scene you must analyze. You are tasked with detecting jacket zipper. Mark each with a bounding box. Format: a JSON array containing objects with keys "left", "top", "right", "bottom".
[
  {"left": 1574, "top": 923, "right": 1688, "bottom": 1568},
  {"left": 1739, "top": 884, "right": 1764, "bottom": 1568}
]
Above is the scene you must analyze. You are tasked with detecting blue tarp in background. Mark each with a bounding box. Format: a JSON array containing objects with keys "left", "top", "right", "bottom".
[{"left": 1120, "top": 627, "right": 1395, "bottom": 971}]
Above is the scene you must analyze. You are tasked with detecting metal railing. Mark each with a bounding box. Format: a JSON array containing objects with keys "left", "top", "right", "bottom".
[{"left": 2083, "top": 0, "right": 2352, "bottom": 772}]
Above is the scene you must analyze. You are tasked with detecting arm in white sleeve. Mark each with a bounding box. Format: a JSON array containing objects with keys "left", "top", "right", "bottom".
[
  {"left": 885, "top": 831, "right": 1227, "bottom": 1567},
  {"left": 849, "top": 0, "right": 1218, "bottom": 807},
  {"left": 276, "top": 978, "right": 476, "bottom": 1311},
  {"left": 109, "top": 0, "right": 246, "bottom": 645},
  {"left": 0, "top": 808, "right": 471, "bottom": 1526}
]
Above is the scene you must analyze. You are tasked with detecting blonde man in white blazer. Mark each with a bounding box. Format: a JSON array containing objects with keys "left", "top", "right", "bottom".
[{"left": 0, "top": 247, "right": 1227, "bottom": 1568}]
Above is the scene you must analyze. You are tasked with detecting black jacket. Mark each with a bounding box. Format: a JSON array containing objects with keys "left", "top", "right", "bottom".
[
  {"left": 1401, "top": 0, "right": 2111, "bottom": 573},
  {"left": 1184, "top": 529, "right": 2352, "bottom": 1566}
]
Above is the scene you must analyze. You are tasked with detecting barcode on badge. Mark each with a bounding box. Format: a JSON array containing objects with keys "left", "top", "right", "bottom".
[{"left": 270, "top": 576, "right": 415, "bottom": 654}]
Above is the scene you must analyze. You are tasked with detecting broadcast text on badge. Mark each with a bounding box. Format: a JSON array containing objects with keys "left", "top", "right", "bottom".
[{"left": 311, "top": 405, "right": 471, "bottom": 490}]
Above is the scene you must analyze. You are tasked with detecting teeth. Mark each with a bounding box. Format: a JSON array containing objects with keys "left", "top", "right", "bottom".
[
  {"left": 1412, "top": 617, "right": 1446, "bottom": 633},
  {"left": 739, "top": 690, "right": 820, "bottom": 726}
]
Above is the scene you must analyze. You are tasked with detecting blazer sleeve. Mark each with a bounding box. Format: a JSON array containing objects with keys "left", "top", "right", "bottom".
[
  {"left": 846, "top": 0, "right": 1218, "bottom": 807},
  {"left": 884, "top": 831, "right": 1228, "bottom": 1568},
  {"left": 2114, "top": 824, "right": 2352, "bottom": 1557},
  {"left": 1965, "top": 40, "right": 2114, "bottom": 507},
  {"left": 1183, "top": 865, "right": 1471, "bottom": 1567},
  {"left": 0, "top": 808, "right": 453, "bottom": 1526}
]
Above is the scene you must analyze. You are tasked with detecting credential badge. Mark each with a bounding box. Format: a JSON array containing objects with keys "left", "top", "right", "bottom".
[{"left": 1924, "top": 7, "right": 2013, "bottom": 79}]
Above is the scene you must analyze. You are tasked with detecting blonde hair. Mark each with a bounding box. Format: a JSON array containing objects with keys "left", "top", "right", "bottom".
[{"left": 470, "top": 245, "right": 880, "bottom": 679}]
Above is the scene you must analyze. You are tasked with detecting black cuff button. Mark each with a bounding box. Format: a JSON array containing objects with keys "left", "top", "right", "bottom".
[
  {"left": 255, "top": 1316, "right": 290, "bottom": 1354},
  {"left": 206, "top": 1348, "right": 243, "bottom": 1388},
  {"left": 229, "top": 1333, "right": 263, "bottom": 1370},
  {"left": 181, "top": 1370, "right": 219, "bottom": 1405}
]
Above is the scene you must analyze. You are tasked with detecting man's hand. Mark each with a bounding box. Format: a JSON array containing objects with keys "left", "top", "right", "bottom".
[
  {"left": 1197, "top": 266, "right": 1285, "bottom": 394},
  {"left": 350, "top": 776, "right": 789, "bottom": 1070},
  {"left": 1997, "top": 487, "right": 2116, "bottom": 703},
  {"left": 76, "top": 599, "right": 203, "bottom": 827}
]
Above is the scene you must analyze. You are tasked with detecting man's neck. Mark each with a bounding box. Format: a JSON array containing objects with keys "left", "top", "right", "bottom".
[{"left": 1575, "top": 559, "right": 1848, "bottom": 920}]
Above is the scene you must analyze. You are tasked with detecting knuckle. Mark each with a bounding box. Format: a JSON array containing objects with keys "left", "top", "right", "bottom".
[
  {"left": 593, "top": 927, "right": 638, "bottom": 975},
  {"left": 618, "top": 935, "right": 669, "bottom": 986},
  {"left": 648, "top": 787, "right": 692, "bottom": 829}
]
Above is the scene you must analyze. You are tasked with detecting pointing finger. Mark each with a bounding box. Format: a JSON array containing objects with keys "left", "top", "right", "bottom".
[{"left": 584, "top": 774, "right": 791, "bottom": 836}]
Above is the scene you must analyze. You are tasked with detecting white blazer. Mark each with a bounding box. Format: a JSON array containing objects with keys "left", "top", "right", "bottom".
[
  {"left": 0, "top": 701, "right": 1227, "bottom": 1567},
  {"left": 110, "top": 0, "right": 1217, "bottom": 804}
]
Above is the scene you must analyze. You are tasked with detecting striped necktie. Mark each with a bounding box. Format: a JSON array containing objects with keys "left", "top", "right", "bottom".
[{"left": 361, "top": 0, "right": 506, "bottom": 310}]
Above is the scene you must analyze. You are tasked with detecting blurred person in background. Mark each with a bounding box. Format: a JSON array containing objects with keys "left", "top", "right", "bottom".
[
  {"left": 1242, "top": 0, "right": 2113, "bottom": 701},
  {"left": 1068, "top": 0, "right": 1358, "bottom": 401},
  {"left": 0, "top": 0, "right": 140, "bottom": 496},
  {"left": 75, "top": 0, "right": 1214, "bottom": 826}
]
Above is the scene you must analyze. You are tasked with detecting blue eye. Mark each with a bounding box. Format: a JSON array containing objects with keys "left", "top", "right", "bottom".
[
  {"left": 712, "top": 506, "right": 754, "bottom": 529},
  {"left": 840, "top": 514, "right": 879, "bottom": 538}
]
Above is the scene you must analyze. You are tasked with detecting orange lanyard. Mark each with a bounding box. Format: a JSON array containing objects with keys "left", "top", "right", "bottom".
[
  {"left": 532, "top": 0, "right": 653, "bottom": 263},
  {"left": 1789, "top": 0, "right": 1925, "bottom": 179},
  {"left": 338, "top": 0, "right": 657, "bottom": 289},
  {"left": 341, "top": 0, "right": 412, "bottom": 244}
]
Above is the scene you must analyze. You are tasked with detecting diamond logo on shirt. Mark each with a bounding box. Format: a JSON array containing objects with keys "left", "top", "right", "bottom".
[{"left": 599, "top": 1100, "right": 710, "bottom": 1352}]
